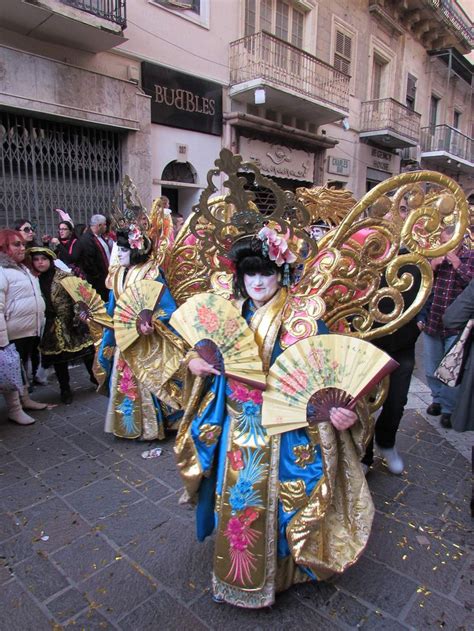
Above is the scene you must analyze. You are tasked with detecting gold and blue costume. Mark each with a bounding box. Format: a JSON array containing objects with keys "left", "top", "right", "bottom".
[
  {"left": 99, "top": 263, "right": 182, "bottom": 440},
  {"left": 175, "top": 289, "right": 374, "bottom": 608}
]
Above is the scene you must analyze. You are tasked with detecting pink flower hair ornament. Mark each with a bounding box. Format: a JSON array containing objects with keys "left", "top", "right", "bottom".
[
  {"left": 128, "top": 224, "right": 145, "bottom": 251},
  {"left": 257, "top": 227, "right": 297, "bottom": 267}
]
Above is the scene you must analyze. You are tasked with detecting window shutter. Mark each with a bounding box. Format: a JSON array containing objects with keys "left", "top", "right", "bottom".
[
  {"left": 334, "top": 30, "right": 352, "bottom": 75},
  {"left": 407, "top": 74, "right": 417, "bottom": 99}
]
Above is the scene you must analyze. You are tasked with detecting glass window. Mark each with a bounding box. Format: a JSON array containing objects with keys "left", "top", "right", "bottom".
[
  {"left": 245, "top": 0, "right": 257, "bottom": 36},
  {"left": 275, "top": 1, "right": 289, "bottom": 41},
  {"left": 291, "top": 9, "right": 304, "bottom": 48},
  {"left": 406, "top": 73, "right": 417, "bottom": 111},
  {"left": 371, "top": 57, "right": 384, "bottom": 100},
  {"left": 453, "top": 110, "right": 461, "bottom": 129},
  {"left": 429, "top": 95, "right": 439, "bottom": 129},
  {"left": 261, "top": 0, "right": 272, "bottom": 32}
]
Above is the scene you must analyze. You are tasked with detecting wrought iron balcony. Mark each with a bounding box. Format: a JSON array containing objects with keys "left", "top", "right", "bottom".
[
  {"left": 0, "top": 0, "right": 127, "bottom": 52},
  {"left": 229, "top": 31, "right": 350, "bottom": 125},
  {"left": 421, "top": 125, "right": 473, "bottom": 164},
  {"left": 360, "top": 98, "right": 421, "bottom": 149},
  {"left": 61, "top": 0, "right": 126, "bottom": 28}
]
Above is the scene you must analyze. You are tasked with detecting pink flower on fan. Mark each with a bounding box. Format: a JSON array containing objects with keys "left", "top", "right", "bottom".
[
  {"left": 78, "top": 284, "right": 92, "bottom": 301},
  {"left": 279, "top": 369, "right": 308, "bottom": 396},
  {"left": 224, "top": 318, "right": 240, "bottom": 338},
  {"left": 257, "top": 227, "right": 297, "bottom": 267},
  {"left": 197, "top": 305, "right": 219, "bottom": 333}
]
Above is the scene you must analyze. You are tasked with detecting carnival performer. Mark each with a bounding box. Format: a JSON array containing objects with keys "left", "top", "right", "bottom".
[
  {"left": 29, "top": 247, "right": 97, "bottom": 404},
  {"left": 175, "top": 232, "right": 373, "bottom": 609},
  {"left": 167, "top": 148, "right": 470, "bottom": 609},
  {"left": 98, "top": 203, "right": 182, "bottom": 441}
]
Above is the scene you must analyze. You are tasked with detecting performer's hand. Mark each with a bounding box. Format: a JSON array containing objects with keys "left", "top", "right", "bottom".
[
  {"left": 78, "top": 311, "right": 89, "bottom": 323},
  {"left": 329, "top": 407, "right": 357, "bottom": 431},
  {"left": 139, "top": 321, "right": 154, "bottom": 336},
  {"left": 188, "top": 357, "right": 221, "bottom": 377},
  {"left": 416, "top": 320, "right": 425, "bottom": 331}
]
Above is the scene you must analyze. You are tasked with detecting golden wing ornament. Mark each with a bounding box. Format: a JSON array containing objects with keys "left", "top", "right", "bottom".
[
  {"left": 114, "top": 279, "right": 165, "bottom": 352},
  {"left": 60, "top": 276, "right": 113, "bottom": 329},
  {"left": 281, "top": 170, "right": 470, "bottom": 347},
  {"left": 170, "top": 292, "right": 266, "bottom": 390},
  {"left": 262, "top": 335, "right": 398, "bottom": 435}
]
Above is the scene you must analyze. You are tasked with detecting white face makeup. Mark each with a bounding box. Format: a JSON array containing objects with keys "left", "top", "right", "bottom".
[
  {"left": 244, "top": 272, "right": 280, "bottom": 307},
  {"left": 117, "top": 246, "right": 131, "bottom": 267}
]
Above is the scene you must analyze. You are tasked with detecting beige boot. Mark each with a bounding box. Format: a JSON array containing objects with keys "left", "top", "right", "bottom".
[
  {"left": 20, "top": 386, "right": 48, "bottom": 411},
  {"left": 4, "top": 391, "right": 36, "bottom": 425}
]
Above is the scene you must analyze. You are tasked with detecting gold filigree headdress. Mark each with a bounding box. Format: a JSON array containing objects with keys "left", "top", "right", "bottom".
[
  {"left": 188, "top": 149, "right": 317, "bottom": 267},
  {"left": 110, "top": 176, "right": 174, "bottom": 260}
]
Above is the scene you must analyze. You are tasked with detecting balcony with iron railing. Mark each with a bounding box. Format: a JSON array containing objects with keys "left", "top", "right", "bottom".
[
  {"left": 420, "top": 125, "right": 473, "bottom": 171},
  {"left": 360, "top": 98, "right": 421, "bottom": 149},
  {"left": 61, "top": 0, "right": 126, "bottom": 28},
  {"left": 0, "top": 0, "right": 127, "bottom": 52},
  {"left": 369, "top": 0, "right": 473, "bottom": 53},
  {"left": 229, "top": 31, "right": 350, "bottom": 126}
]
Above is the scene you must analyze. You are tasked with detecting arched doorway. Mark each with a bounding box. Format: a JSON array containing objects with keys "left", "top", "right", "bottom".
[{"left": 161, "top": 161, "right": 198, "bottom": 217}]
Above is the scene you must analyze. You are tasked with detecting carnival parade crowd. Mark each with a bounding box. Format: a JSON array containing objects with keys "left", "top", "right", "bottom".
[{"left": 0, "top": 158, "right": 473, "bottom": 610}]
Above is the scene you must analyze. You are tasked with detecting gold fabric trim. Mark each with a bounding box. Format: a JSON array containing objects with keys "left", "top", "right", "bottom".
[
  {"left": 197, "top": 391, "right": 215, "bottom": 417},
  {"left": 173, "top": 374, "right": 206, "bottom": 499}
]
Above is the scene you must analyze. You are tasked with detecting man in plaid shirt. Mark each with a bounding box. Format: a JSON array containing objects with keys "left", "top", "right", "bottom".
[{"left": 417, "top": 226, "right": 474, "bottom": 428}]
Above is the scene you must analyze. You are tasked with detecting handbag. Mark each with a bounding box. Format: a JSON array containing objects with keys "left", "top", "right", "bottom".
[
  {"left": 0, "top": 343, "right": 24, "bottom": 393},
  {"left": 434, "top": 319, "right": 473, "bottom": 387}
]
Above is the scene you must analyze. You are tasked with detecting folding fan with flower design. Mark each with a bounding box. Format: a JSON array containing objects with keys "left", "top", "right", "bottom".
[
  {"left": 60, "top": 276, "right": 112, "bottom": 328},
  {"left": 169, "top": 292, "right": 266, "bottom": 390},
  {"left": 262, "top": 335, "right": 398, "bottom": 435},
  {"left": 114, "top": 279, "right": 165, "bottom": 352}
]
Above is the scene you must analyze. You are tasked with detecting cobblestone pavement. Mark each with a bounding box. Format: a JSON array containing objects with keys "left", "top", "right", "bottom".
[{"left": 0, "top": 365, "right": 472, "bottom": 631}]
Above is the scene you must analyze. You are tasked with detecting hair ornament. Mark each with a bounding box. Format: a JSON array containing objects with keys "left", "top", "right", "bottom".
[
  {"left": 256, "top": 227, "right": 297, "bottom": 267},
  {"left": 128, "top": 224, "right": 145, "bottom": 251}
]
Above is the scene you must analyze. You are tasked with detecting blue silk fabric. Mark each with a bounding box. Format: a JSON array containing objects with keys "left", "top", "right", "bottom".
[{"left": 191, "top": 300, "right": 328, "bottom": 577}]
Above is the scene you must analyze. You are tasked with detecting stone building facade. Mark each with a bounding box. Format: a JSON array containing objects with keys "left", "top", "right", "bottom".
[{"left": 0, "top": 0, "right": 472, "bottom": 229}]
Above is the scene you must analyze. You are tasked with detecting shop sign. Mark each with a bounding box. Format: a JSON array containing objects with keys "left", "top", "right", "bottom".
[
  {"left": 141, "top": 62, "right": 223, "bottom": 135},
  {"left": 371, "top": 147, "right": 393, "bottom": 172},
  {"left": 239, "top": 138, "right": 314, "bottom": 182},
  {"left": 327, "top": 156, "right": 350, "bottom": 177}
]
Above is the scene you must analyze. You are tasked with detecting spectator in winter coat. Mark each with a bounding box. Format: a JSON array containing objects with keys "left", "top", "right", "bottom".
[{"left": 0, "top": 229, "right": 49, "bottom": 424}]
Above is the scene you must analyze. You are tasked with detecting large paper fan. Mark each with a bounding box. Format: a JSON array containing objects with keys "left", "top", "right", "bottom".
[
  {"left": 114, "top": 279, "right": 165, "bottom": 351},
  {"left": 262, "top": 335, "right": 398, "bottom": 435},
  {"left": 170, "top": 292, "right": 265, "bottom": 390},
  {"left": 60, "top": 276, "right": 112, "bottom": 328}
]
